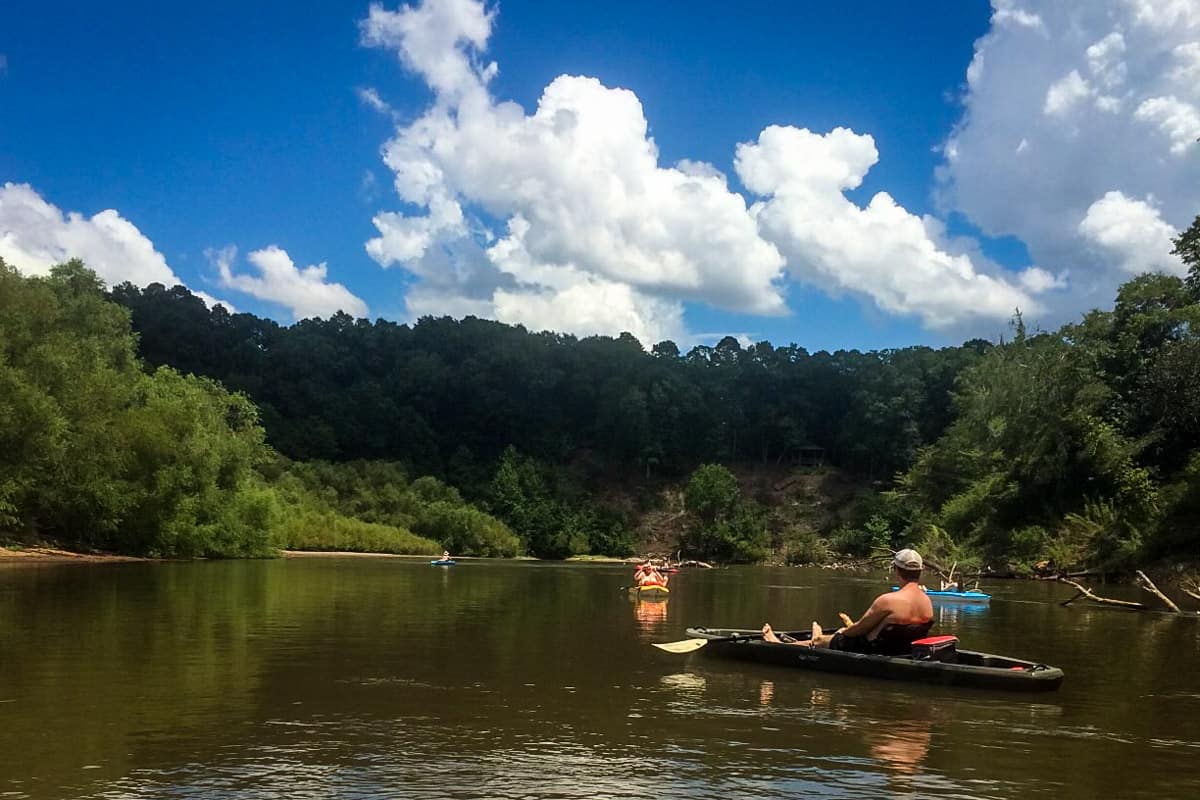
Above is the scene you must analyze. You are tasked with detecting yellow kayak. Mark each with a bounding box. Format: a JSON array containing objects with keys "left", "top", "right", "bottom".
[{"left": 629, "top": 584, "right": 670, "bottom": 597}]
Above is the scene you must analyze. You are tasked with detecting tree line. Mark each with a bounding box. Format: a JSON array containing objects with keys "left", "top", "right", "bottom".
[
  {"left": 0, "top": 259, "right": 518, "bottom": 558},
  {"left": 4, "top": 212, "right": 1198, "bottom": 570},
  {"left": 110, "top": 286, "right": 989, "bottom": 483},
  {"left": 890, "top": 216, "right": 1200, "bottom": 573}
]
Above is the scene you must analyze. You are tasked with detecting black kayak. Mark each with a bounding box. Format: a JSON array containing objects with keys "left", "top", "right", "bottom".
[{"left": 685, "top": 627, "right": 1064, "bottom": 692}]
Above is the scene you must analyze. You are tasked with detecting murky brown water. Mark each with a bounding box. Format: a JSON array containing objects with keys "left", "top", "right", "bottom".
[{"left": 2, "top": 559, "right": 1198, "bottom": 799}]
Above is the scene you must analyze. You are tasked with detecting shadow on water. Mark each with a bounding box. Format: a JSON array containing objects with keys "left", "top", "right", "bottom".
[{"left": 0, "top": 560, "right": 1198, "bottom": 799}]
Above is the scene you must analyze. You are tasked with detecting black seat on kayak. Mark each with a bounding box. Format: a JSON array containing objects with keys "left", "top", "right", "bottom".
[{"left": 867, "top": 621, "right": 934, "bottom": 656}]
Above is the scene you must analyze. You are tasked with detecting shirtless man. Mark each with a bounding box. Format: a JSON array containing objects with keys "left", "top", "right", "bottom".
[
  {"left": 635, "top": 561, "right": 666, "bottom": 586},
  {"left": 762, "top": 549, "right": 934, "bottom": 656}
]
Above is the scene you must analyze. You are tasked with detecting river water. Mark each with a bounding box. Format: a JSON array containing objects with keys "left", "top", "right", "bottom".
[{"left": 1, "top": 558, "right": 1198, "bottom": 799}]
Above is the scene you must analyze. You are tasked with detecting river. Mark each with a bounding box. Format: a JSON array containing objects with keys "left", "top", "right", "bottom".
[{"left": 1, "top": 558, "right": 1198, "bottom": 798}]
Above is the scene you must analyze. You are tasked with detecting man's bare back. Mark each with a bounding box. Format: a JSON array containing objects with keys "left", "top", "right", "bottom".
[{"left": 763, "top": 549, "right": 935, "bottom": 651}]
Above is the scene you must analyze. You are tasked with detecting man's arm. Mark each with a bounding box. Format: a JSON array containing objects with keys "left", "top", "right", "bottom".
[{"left": 838, "top": 599, "right": 893, "bottom": 638}]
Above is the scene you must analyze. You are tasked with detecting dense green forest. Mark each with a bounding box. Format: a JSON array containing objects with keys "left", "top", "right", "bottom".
[
  {"left": 0, "top": 259, "right": 514, "bottom": 558},
  {"left": 110, "top": 284, "right": 990, "bottom": 482},
  {"left": 3, "top": 213, "right": 1198, "bottom": 571}
]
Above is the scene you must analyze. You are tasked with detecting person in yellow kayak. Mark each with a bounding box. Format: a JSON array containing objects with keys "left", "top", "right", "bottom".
[
  {"left": 635, "top": 561, "right": 667, "bottom": 586},
  {"left": 762, "top": 549, "right": 934, "bottom": 655}
]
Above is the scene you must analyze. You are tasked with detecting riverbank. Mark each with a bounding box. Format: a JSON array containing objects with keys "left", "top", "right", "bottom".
[
  {"left": 0, "top": 546, "right": 149, "bottom": 563},
  {"left": 282, "top": 550, "right": 545, "bottom": 560}
]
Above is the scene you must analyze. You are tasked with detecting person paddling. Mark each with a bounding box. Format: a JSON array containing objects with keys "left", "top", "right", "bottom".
[
  {"left": 635, "top": 561, "right": 667, "bottom": 586},
  {"left": 762, "top": 549, "right": 934, "bottom": 655}
]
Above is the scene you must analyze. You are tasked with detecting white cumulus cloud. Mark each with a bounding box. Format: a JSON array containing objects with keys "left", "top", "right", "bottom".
[
  {"left": 1134, "top": 95, "right": 1200, "bottom": 154},
  {"left": 1, "top": 181, "right": 180, "bottom": 286},
  {"left": 362, "top": 0, "right": 1043, "bottom": 344},
  {"left": 360, "top": 0, "right": 787, "bottom": 345},
  {"left": 211, "top": 245, "right": 369, "bottom": 321},
  {"left": 940, "top": 0, "right": 1200, "bottom": 320},
  {"left": 992, "top": 0, "right": 1046, "bottom": 31},
  {"left": 1169, "top": 41, "right": 1200, "bottom": 82},
  {"left": 1044, "top": 70, "right": 1092, "bottom": 116},
  {"left": 736, "top": 126, "right": 1040, "bottom": 330},
  {"left": 1017, "top": 266, "right": 1068, "bottom": 293},
  {"left": 1078, "top": 191, "right": 1186, "bottom": 275}
]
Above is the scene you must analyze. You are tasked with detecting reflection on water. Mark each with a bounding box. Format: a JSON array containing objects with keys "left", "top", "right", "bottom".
[
  {"left": 631, "top": 595, "right": 668, "bottom": 636},
  {"left": 932, "top": 601, "right": 989, "bottom": 627},
  {"left": 660, "top": 672, "right": 707, "bottom": 699},
  {"left": 868, "top": 719, "right": 931, "bottom": 776},
  {"left": 2, "top": 560, "right": 1199, "bottom": 800}
]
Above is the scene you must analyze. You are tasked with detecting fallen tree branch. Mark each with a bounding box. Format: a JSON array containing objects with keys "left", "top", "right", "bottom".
[
  {"left": 1135, "top": 570, "right": 1182, "bottom": 613},
  {"left": 1034, "top": 570, "right": 1102, "bottom": 581},
  {"left": 1057, "top": 577, "right": 1148, "bottom": 609},
  {"left": 1183, "top": 583, "right": 1200, "bottom": 602}
]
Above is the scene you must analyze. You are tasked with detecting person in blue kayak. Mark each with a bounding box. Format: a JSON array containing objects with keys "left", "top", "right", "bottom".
[
  {"left": 441, "top": 550, "right": 451, "bottom": 562},
  {"left": 762, "top": 549, "right": 934, "bottom": 655}
]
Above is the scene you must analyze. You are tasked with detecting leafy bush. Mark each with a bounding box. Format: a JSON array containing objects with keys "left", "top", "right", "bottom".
[
  {"left": 827, "top": 514, "right": 893, "bottom": 557},
  {"left": 279, "top": 508, "right": 440, "bottom": 554},
  {"left": 680, "top": 465, "right": 769, "bottom": 562},
  {"left": 782, "top": 528, "right": 830, "bottom": 564},
  {"left": 684, "top": 464, "right": 740, "bottom": 523},
  {"left": 412, "top": 501, "right": 521, "bottom": 557},
  {"left": 487, "top": 447, "right": 633, "bottom": 558},
  {"left": 269, "top": 460, "right": 511, "bottom": 556}
]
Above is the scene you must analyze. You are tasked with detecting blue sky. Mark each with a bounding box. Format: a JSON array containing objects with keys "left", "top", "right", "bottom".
[{"left": 2, "top": 1, "right": 1197, "bottom": 352}]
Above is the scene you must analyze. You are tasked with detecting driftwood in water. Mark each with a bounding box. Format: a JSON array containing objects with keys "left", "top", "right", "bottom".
[
  {"left": 1183, "top": 581, "right": 1200, "bottom": 602},
  {"left": 1035, "top": 570, "right": 1101, "bottom": 581},
  {"left": 1059, "top": 574, "right": 1198, "bottom": 616},
  {"left": 1058, "top": 578, "right": 1149, "bottom": 609},
  {"left": 1135, "top": 570, "right": 1182, "bottom": 613}
]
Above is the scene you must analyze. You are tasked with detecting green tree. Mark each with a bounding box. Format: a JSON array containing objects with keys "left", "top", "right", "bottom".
[
  {"left": 1173, "top": 213, "right": 1200, "bottom": 298},
  {"left": 681, "top": 464, "right": 768, "bottom": 562},
  {"left": 0, "top": 259, "right": 280, "bottom": 556}
]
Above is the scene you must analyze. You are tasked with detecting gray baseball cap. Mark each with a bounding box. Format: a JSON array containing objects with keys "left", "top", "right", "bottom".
[{"left": 893, "top": 549, "right": 923, "bottom": 570}]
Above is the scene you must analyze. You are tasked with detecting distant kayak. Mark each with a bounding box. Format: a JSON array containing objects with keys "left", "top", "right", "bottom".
[
  {"left": 893, "top": 586, "right": 991, "bottom": 602},
  {"left": 629, "top": 584, "right": 669, "bottom": 597},
  {"left": 431, "top": 559, "right": 456, "bottom": 566}
]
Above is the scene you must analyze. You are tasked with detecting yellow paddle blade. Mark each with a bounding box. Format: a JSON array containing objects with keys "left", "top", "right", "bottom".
[
  {"left": 838, "top": 612, "right": 854, "bottom": 628},
  {"left": 651, "top": 638, "right": 708, "bottom": 654}
]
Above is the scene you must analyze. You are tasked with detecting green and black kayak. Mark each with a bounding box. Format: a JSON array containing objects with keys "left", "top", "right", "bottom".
[{"left": 675, "top": 627, "right": 1064, "bottom": 692}]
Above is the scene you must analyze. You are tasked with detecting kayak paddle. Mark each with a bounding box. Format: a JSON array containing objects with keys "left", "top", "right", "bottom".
[
  {"left": 653, "top": 621, "right": 843, "bottom": 653},
  {"left": 652, "top": 633, "right": 763, "bottom": 653}
]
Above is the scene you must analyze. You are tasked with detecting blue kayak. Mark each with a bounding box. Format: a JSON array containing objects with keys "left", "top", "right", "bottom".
[
  {"left": 893, "top": 586, "right": 990, "bottom": 602},
  {"left": 431, "top": 559, "right": 456, "bottom": 566}
]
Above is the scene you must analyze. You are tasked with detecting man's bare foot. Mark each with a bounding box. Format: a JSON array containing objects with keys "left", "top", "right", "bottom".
[{"left": 764, "top": 624, "right": 806, "bottom": 646}]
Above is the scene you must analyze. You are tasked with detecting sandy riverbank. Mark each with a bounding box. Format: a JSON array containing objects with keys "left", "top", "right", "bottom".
[
  {"left": 282, "top": 550, "right": 429, "bottom": 559},
  {"left": 0, "top": 546, "right": 149, "bottom": 563}
]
